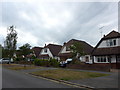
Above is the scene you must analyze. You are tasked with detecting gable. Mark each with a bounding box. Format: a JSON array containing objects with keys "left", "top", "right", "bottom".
[{"left": 59, "top": 39, "right": 93, "bottom": 55}]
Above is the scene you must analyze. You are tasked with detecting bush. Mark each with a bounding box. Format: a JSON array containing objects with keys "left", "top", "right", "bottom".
[
  {"left": 34, "top": 58, "right": 59, "bottom": 67},
  {"left": 15, "top": 57, "right": 23, "bottom": 61},
  {"left": 49, "top": 58, "right": 59, "bottom": 67},
  {"left": 34, "top": 59, "right": 49, "bottom": 66}
]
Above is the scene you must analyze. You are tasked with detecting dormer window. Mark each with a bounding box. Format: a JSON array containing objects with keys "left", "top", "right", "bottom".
[
  {"left": 44, "top": 48, "right": 47, "bottom": 53},
  {"left": 109, "top": 39, "right": 113, "bottom": 46},
  {"left": 66, "top": 46, "right": 71, "bottom": 51},
  {"left": 113, "top": 40, "right": 116, "bottom": 45},
  {"left": 106, "top": 39, "right": 116, "bottom": 46}
]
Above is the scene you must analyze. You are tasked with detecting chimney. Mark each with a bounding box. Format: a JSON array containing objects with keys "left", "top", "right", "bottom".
[
  {"left": 45, "top": 44, "right": 46, "bottom": 47},
  {"left": 63, "top": 42, "right": 66, "bottom": 45},
  {"left": 104, "top": 35, "right": 105, "bottom": 37}
]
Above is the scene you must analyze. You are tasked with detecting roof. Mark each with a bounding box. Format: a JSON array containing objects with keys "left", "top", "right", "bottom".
[
  {"left": 103, "top": 30, "right": 120, "bottom": 40},
  {"left": 92, "top": 46, "right": 120, "bottom": 55},
  {"left": 39, "top": 54, "right": 49, "bottom": 58},
  {"left": 58, "top": 53, "right": 72, "bottom": 57},
  {"left": 32, "top": 47, "right": 43, "bottom": 57},
  {"left": 59, "top": 39, "right": 93, "bottom": 56},
  {"left": 44, "top": 44, "right": 62, "bottom": 56},
  {"left": 92, "top": 30, "right": 120, "bottom": 55},
  {"left": 26, "top": 54, "right": 34, "bottom": 58}
]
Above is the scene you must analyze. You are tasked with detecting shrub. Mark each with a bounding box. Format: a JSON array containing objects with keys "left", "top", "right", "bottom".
[
  {"left": 15, "top": 57, "right": 23, "bottom": 61},
  {"left": 49, "top": 58, "right": 59, "bottom": 67},
  {"left": 34, "top": 59, "right": 49, "bottom": 66},
  {"left": 34, "top": 58, "right": 59, "bottom": 67}
]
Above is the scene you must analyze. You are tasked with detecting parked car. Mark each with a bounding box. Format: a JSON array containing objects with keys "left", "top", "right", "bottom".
[
  {"left": 0, "top": 59, "right": 2, "bottom": 64},
  {"left": 59, "top": 58, "right": 72, "bottom": 67},
  {"left": 0, "top": 58, "right": 11, "bottom": 64},
  {"left": 65, "top": 58, "right": 72, "bottom": 64},
  {"left": 59, "top": 61, "right": 66, "bottom": 67}
]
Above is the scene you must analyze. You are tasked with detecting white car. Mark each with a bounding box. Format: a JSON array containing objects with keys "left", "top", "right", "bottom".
[
  {"left": 65, "top": 58, "right": 72, "bottom": 64},
  {"left": 59, "top": 58, "right": 72, "bottom": 67},
  {"left": 0, "top": 58, "right": 11, "bottom": 64}
]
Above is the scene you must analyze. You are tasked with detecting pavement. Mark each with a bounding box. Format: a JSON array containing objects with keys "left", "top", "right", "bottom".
[{"left": 2, "top": 64, "right": 119, "bottom": 89}]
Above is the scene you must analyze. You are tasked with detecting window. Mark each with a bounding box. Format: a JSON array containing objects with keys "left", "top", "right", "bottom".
[
  {"left": 44, "top": 48, "right": 47, "bottom": 53},
  {"left": 97, "top": 56, "right": 108, "bottom": 62},
  {"left": 106, "top": 40, "right": 109, "bottom": 46},
  {"left": 97, "top": 57, "right": 100, "bottom": 62},
  {"left": 106, "top": 39, "right": 117, "bottom": 46},
  {"left": 103, "top": 57, "right": 106, "bottom": 62},
  {"left": 109, "top": 39, "right": 113, "bottom": 46},
  {"left": 66, "top": 46, "right": 70, "bottom": 51},
  {"left": 113, "top": 40, "right": 116, "bottom": 46}
]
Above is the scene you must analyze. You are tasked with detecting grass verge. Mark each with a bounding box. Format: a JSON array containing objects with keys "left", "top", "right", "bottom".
[
  {"left": 31, "top": 69, "right": 109, "bottom": 81},
  {"left": 8, "top": 66, "right": 38, "bottom": 70}
]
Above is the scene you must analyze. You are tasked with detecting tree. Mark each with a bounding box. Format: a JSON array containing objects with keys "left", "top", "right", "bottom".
[
  {"left": 70, "top": 42, "right": 85, "bottom": 63},
  {"left": 19, "top": 43, "right": 32, "bottom": 59},
  {"left": 5, "top": 25, "right": 18, "bottom": 58}
]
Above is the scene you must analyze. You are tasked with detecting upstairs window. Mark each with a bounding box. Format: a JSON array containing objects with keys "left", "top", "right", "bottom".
[
  {"left": 66, "top": 46, "right": 71, "bottom": 51},
  {"left": 106, "top": 39, "right": 117, "bottom": 46},
  {"left": 109, "top": 39, "right": 113, "bottom": 46},
  {"left": 44, "top": 48, "right": 47, "bottom": 53},
  {"left": 113, "top": 40, "right": 116, "bottom": 45}
]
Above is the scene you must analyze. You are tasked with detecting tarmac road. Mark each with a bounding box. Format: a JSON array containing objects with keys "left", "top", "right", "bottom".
[{"left": 2, "top": 67, "right": 73, "bottom": 88}]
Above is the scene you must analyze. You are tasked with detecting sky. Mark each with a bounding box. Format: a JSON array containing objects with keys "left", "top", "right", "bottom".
[{"left": 0, "top": 0, "right": 118, "bottom": 48}]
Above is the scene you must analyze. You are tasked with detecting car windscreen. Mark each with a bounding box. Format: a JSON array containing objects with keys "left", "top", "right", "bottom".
[{"left": 3, "top": 59, "right": 10, "bottom": 60}]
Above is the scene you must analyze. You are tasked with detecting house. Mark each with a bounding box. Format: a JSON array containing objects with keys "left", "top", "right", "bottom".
[
  {"left": 32, "top": 47, "right": 43, "bottom": 58},
  {"left": 39, "top": 44, "right": 62, "bottom": 61},
  {"left": 92, "top": 30, "right": 120, "bottom": 69},
  {"left": 58, "top": 39, "right": 93, "bottom": 63}
]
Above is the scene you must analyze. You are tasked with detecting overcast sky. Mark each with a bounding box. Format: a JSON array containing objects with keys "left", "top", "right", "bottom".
[{"left": 0, "top": 1, "right": 118, "bottom": 48}]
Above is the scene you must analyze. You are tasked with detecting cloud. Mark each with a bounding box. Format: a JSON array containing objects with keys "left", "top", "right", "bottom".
[{"left": 0, "top": 1, "right": 118, "bottom": 48}]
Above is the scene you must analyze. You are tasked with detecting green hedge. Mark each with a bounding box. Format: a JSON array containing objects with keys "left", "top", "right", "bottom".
[{"left": 34, "top": 58, "right": 59, "bottom": 67}]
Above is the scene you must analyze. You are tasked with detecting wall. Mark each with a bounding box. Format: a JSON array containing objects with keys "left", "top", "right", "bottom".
[
  {"left": 118, "top": 38, "right": 120, "bottom": 46},
  {"left": 60, "top": 46, "right": 71, "bottom": 53}
]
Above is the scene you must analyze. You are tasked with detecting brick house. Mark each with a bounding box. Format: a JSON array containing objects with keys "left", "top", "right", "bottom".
[{"left": 92, "top": 30, "right": 120, "bottom": 69}]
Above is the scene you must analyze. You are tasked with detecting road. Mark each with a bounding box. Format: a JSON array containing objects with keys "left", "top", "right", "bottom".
[
  {"left": 0, "top": 65, "right": 2, "bottom": 90},
  {"left": 2, "top": 67, "right": 73, "bottom": 88}
]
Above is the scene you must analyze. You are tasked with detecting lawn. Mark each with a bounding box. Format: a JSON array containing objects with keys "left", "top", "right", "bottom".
[
  {"left": 8, "top": 66, "right": 38, "bottom": 70},
  {"left": 31, "top": 69, "right": 109, "bottom": 81}
]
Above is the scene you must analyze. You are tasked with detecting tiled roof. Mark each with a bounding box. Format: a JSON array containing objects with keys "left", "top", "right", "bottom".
[
  {"left": 103, "top": 30, "right": 120, "bottom": 40},
  {"left": 44, "top": 44, "right": 62, "bottom": 56},
  {"left": 58, "top": 53, "right": 72, "bottom": 57},
  {"left": 39, "top": 54, "right": 49, "bottom": 58},
  {"left": 92, "top": 46, "right": 120, "bottom": 55},
  {"left": 32, "top": 47, "right": 43, "bottom": 57},
  {"left": 62, "top": 39, "right": 93, "bottom": 55}
]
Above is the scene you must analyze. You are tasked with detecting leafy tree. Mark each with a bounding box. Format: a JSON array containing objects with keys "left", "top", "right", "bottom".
[
  {"left": 4, "top": 25, "right": 18, "bottom": 58},
  {"left": 19, "top": 43, "right": 32, "bottom": 58},
  {"left": 70, "top": 42, "right": 85, "bottom": 63}
]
